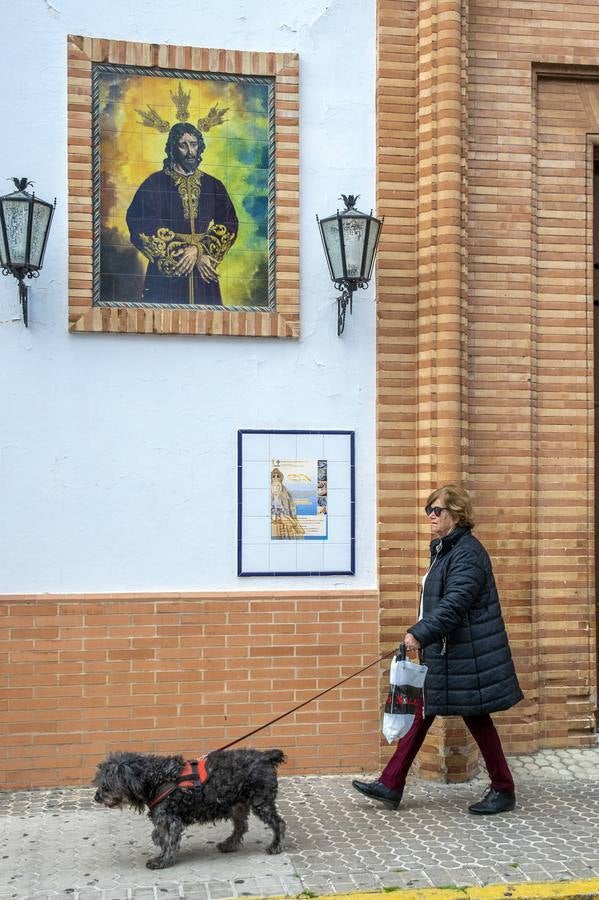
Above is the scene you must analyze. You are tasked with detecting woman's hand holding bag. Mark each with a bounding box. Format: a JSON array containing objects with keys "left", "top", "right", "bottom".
[{"left": 382, "top": 643, "right": 428, "bottom": 743}]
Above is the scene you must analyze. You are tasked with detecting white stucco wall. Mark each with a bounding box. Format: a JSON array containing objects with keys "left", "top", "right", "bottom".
[{"left": 0, "top": 0, "right": 377, "bottom": 593}]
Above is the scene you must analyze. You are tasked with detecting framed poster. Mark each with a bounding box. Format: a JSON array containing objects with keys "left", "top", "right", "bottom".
[
  {"left": 67, "top": 36, "right": 299, "bottom": 337},
  {"left": 238, "top": 430, "right": 355, "bottom": 576}
]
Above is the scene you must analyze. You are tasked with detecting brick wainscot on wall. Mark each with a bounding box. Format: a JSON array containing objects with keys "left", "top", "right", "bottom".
[{"left": 1, "top": 591, "right": 380, "bottom": 790}]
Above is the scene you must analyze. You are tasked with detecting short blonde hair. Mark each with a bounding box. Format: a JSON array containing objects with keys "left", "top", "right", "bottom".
[{"left": 425, "top": 484, "right": 475, "bottom": 528}]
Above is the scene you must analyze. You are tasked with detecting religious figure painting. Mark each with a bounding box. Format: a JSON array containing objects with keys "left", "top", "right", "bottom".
[
  {"left": 97, "top": 69, "right": 271, "bottom": 309},
  {"left": 67, "top": 37, "right": 299, "bottom": 337}
]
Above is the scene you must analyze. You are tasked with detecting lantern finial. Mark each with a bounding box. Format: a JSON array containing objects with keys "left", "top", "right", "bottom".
[
  {"left": 339, "top": 193, "right": 359, "bottom": 210},
  {"left": 11, "top": 177, "right": 33, "bottom": 192}
]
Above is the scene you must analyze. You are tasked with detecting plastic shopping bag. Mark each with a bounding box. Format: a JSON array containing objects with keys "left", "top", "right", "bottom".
[{"left": 382, "top": 644, "right": 428, "bottom": 743}]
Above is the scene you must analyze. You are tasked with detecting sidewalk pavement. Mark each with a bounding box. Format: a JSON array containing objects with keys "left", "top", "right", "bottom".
[{"left": 2, "top": 747, "right": 599, "bottom": 900}]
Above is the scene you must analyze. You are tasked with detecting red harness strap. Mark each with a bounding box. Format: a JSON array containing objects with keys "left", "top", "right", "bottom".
[
  {"left": 148, "top": 758, "right": 208, "bottom": 811},
  {"left": 177, "top": 758, "right": 208, "bottom": 789}
]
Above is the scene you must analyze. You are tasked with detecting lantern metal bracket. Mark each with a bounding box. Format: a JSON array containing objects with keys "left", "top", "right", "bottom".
[
  {"left": 334, "top": 278, "right": 368, "bottom": 336},
  {"left": 2, "top": 266, "right": 39, "bottom": 327}
]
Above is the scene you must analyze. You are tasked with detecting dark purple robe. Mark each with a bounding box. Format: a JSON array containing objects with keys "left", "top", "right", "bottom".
[{"left": 126, "top": 167, "right": 238, "bottom": 305}]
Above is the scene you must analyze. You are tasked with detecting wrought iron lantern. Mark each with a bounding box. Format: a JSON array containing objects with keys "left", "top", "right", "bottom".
[
  {"left": 317, "top": 194, "right": 383, "bottom": 335},
  {"left": 0, "top": 177, "right": 56, "bottom": 326}
]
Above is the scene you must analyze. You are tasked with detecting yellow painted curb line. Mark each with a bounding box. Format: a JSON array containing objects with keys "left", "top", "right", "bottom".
[{"left": 252, "top": 880, "right": 599, "bottom": 900}]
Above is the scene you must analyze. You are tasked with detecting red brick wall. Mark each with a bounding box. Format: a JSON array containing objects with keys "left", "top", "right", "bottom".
[
  {"left": 0, "top": 590, "right": 380, "bottom": 790},
  {"left": 376, "top": 0, "right": 599, "bottom": 778},
  {"left": 466, "top": 7, "right": 599, "bottom": 749}
]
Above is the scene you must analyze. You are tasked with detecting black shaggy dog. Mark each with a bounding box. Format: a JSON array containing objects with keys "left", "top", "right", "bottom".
[{"left": 93, "top": 748, "right": 286, "bottom": 869}]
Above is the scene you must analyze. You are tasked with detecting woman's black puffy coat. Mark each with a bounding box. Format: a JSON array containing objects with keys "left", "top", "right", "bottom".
[{"left": 408, "top": 526, "right": 523, "bottom": 716}]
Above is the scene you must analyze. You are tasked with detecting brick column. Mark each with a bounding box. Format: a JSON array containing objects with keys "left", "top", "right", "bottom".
[
  {"left": 415, "top": 0, "right": 477, "bottom": 783},
  {"left": 376, "top": 0, "right": 420, "bottom": 705},
  {"left": 377, "top": 0, "right": 477, "bottom": 781},
  {"left": 416, "top": 0, "right": 468, "bottom": 488}
]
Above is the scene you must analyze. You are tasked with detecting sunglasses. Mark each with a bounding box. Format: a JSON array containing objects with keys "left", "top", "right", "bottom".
[{"left": 424, "top": 505, "right": 448, "bottom": 517}]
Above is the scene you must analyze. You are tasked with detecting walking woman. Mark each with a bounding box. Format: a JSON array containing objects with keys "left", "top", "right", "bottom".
[{"left": 353, "top": 484, "right": 523, "bottom": 814}]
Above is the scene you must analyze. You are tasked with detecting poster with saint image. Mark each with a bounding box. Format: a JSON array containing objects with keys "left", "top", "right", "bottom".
[
  {"left": 95, "top": 67, "right": 273, "bottom": 309},
  {"left": 270, "top": 459, "right": 328, "bottom": 540}
]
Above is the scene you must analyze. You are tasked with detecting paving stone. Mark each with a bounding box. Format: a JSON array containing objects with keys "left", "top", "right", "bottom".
[{"left": 4, "top": 749, "right": 599, "bottom": 898}]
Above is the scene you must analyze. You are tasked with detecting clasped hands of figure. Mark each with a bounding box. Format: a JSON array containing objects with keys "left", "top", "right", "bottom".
[{"left": 172, "top": 245, "right": 219, "bottom": 282}]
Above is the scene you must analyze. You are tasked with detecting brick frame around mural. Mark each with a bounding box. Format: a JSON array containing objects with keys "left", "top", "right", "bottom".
[{"left": 67, "top": 35, "right": 299, "bottom": 337}]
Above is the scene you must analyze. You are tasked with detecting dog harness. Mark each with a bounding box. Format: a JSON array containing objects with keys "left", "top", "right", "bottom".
[{"left": 148, "top": 758, "right": 208, "bottom": 811}]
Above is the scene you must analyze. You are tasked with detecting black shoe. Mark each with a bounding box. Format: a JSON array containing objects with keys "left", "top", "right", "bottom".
[
  {"left": 352, "top": 779, "right": 402, "bottom": 810},
  {"left": 468, "top": 787, "right": 516, "bottom": 815}
]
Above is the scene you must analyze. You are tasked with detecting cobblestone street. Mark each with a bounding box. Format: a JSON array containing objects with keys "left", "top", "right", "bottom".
[{"left": 2, "top": 748, "right": 599, "bottom": 899}]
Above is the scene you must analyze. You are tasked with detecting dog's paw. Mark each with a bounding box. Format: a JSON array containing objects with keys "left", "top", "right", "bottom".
[
  {"left": 266, "top": 844, "right": 284, "bottom": 855},
  {"left": 146, "top": 856, "right": 172, "bottom": 869},
  {"left": 217, "top": 840, "right": 241, "bottom": 853}
]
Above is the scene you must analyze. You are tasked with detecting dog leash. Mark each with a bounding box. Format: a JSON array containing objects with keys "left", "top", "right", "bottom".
[
  {"left": 147, "top": 648, "right": 398, "bottom": 811},
  {"left": 211, "top": 647, "right": 398, "bottom": 754}
]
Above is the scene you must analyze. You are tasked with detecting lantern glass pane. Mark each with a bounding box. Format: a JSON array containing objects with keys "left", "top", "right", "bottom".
[
  {"left": 0, "top": 215, "right": 7, "bottom": 267},
  {"left": 341, "top": 215, "right": 368, "bottom": 279},
  {"left": 363, "top": 218, "right": 382, "bottom": 279},
  {"left": 0, "top": 199, "right": 30, "bottom": 266},
  {"left": 321, "top": 217, "right": 344, "bottom": 279},
  {"left": 29, "top": 201, "right": 52, "bottom": 268}
]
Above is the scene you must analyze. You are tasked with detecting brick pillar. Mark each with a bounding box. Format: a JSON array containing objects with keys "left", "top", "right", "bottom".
[
  {"left": 415, "top": 0, "right": 477, "bottom": 783},
  {"left": 376, "top": 0, "right": 421, "bottom": 726},
  {"left": 415, "top": 0, "right": 468, "bottom": 486},
  {"left": 377, "top": 0, "right": 478, "bottom": 782}
]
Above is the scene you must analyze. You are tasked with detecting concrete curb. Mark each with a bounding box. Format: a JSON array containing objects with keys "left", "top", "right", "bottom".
[{"left": 259, "top": 883, "right": 599, "bottom": 900}]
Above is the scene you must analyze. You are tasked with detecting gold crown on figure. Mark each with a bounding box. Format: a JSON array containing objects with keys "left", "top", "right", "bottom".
[{"left": 136, "top": 81, "right": 229, "bottom": 134}]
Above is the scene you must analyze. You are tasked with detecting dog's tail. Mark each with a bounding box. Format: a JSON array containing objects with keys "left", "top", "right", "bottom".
[{"left": 264, "top": 749, "right": 286, "bottom": 768}]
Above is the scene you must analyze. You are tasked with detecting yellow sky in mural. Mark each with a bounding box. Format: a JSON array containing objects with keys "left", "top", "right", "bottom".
[{"left": 98, "top": 72, "right": 270, "bottom": 307}]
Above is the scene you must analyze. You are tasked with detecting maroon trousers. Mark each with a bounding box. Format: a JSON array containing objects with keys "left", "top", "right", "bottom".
[{"left": 381, "top": 696, "right": 514, "bottom": 793}]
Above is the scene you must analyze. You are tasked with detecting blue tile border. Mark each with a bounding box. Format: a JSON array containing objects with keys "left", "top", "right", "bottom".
[{"left": 237, "top": 429, "right": 356, "bottom": 576}]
